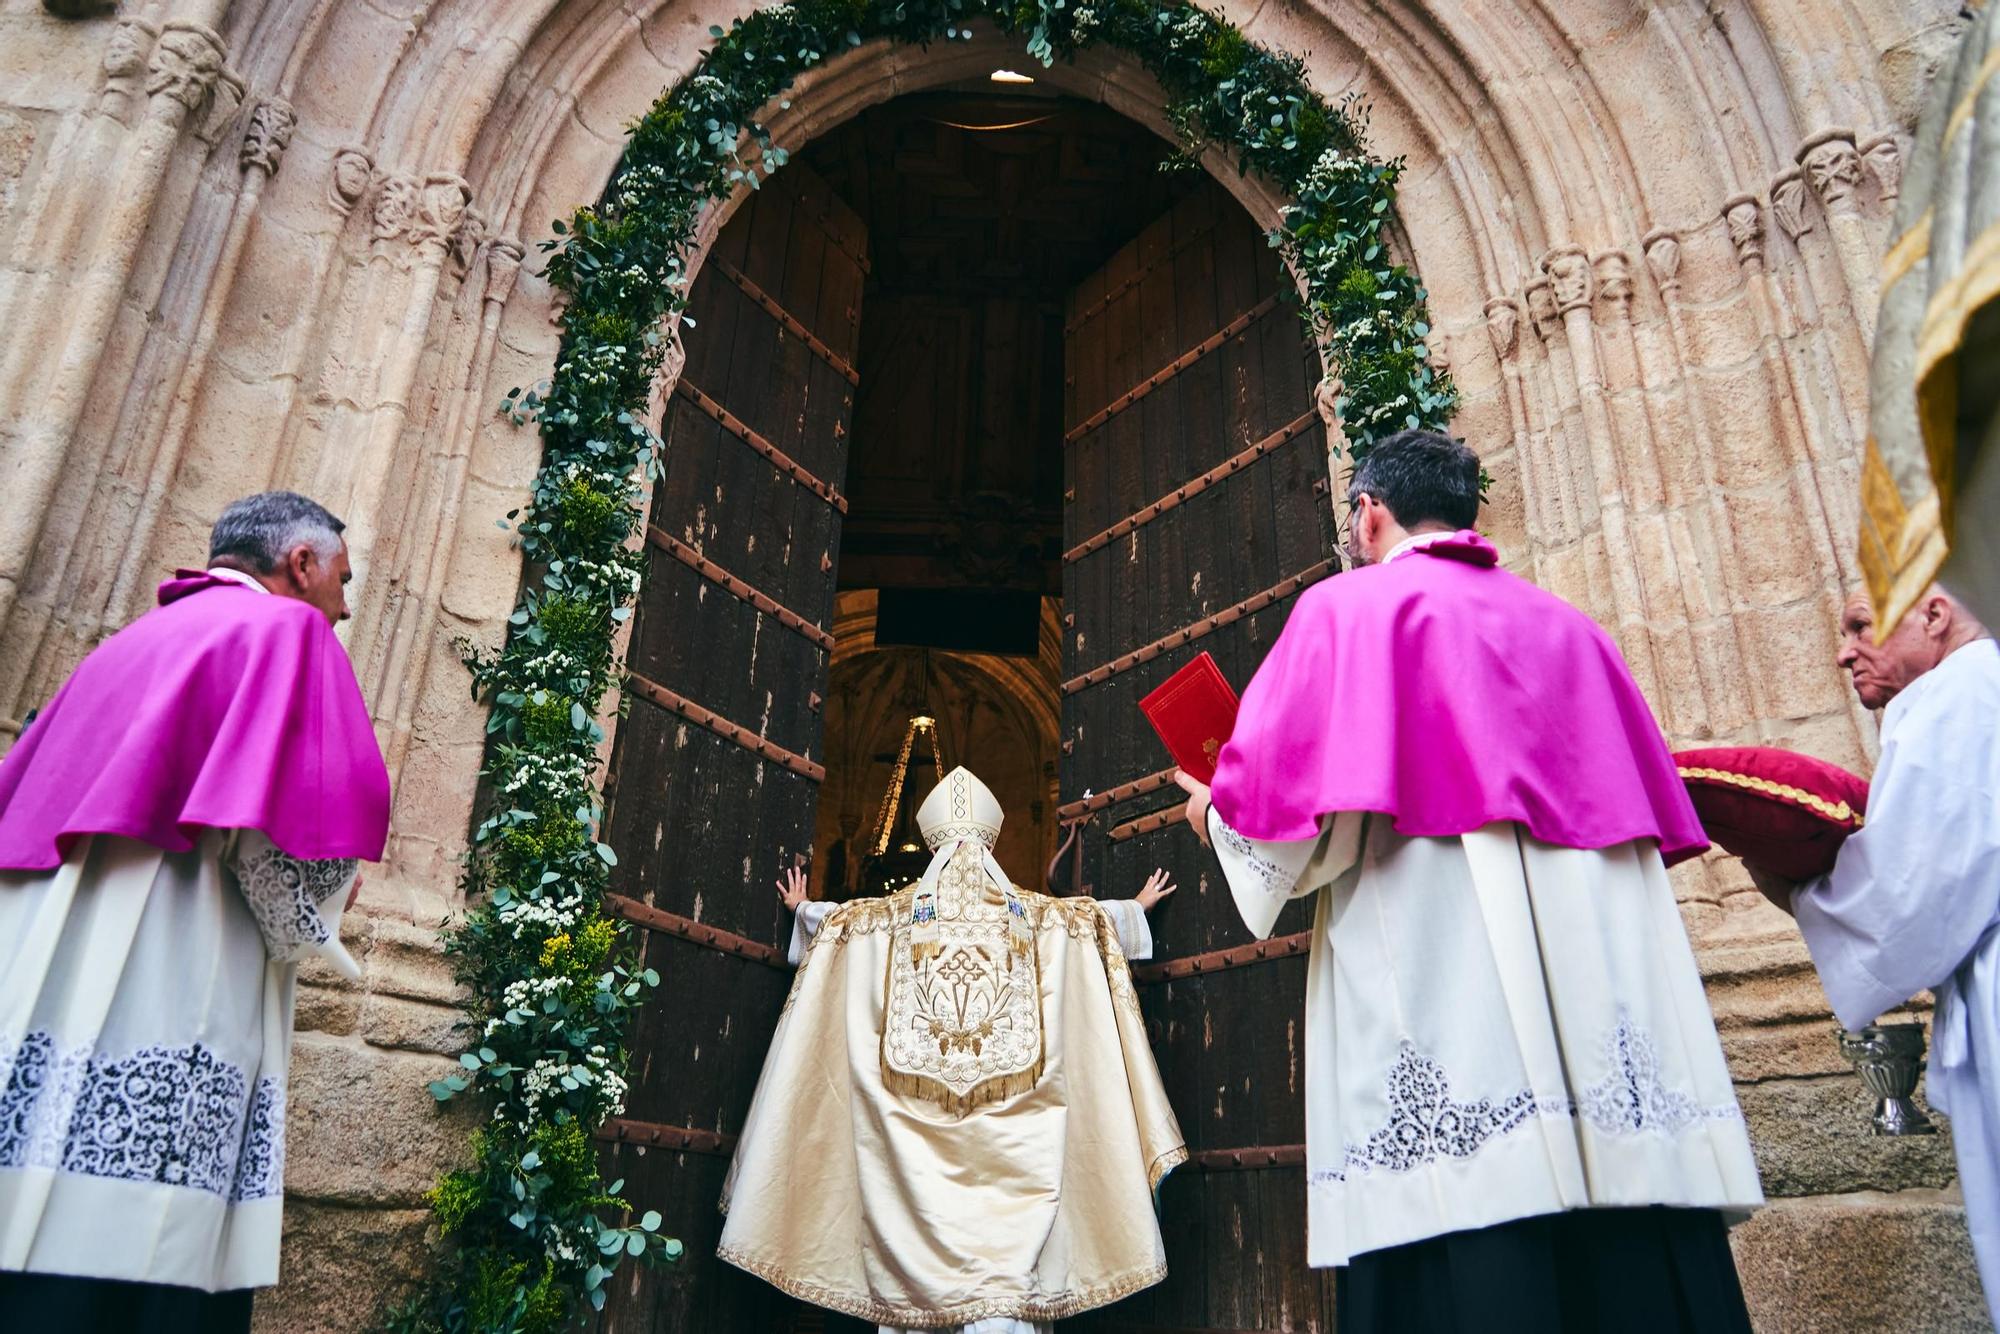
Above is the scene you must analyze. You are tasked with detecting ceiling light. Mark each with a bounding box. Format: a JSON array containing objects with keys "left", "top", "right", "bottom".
[{"left": 990, "top": 69, "right": 1034, "bottom": 84}]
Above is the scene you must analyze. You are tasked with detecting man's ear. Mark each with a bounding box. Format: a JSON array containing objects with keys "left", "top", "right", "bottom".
[
  {"left": 1922, "top": 593, "right": 1954, "bottom": 640},
  {"left": 286, "top": 544, "right": 315, "bottom": 591}
]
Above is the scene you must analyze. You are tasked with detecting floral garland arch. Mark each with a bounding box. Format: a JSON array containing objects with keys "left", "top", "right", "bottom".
[{"left": 390, "top": 0, "right": 1455, "bottom": 1329}]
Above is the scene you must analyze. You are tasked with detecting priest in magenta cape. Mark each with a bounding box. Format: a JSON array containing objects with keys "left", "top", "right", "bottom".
[
  {"left": 0, "top": 492, "right": 388, "bottom": 1334},
  {"left": 1176, "top": 430, "right": 1762, "bottom": 1334}
]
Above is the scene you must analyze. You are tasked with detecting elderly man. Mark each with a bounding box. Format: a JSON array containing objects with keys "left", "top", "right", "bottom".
[
  {"left": 1761, "top": 586, "right": 2000, "bottom": 1323},
  {"left": 0, "top": 492, "right": 390, "bottom": 1332},
  {"left": 1175, "top": 430, "right": 1762, "bottom": 1333}
]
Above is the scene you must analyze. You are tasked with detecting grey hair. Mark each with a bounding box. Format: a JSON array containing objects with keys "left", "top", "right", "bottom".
[{"left": 208, "top": 491, "right": 346, "bottom": 573}]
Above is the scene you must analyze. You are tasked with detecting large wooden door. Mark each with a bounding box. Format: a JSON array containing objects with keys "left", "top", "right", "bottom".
[
  {"left": 596, "top": 166, "right": 867, "bottom": 1334},
  {"left": 1059, "top": 182, "right": 1341, "bottom": 1331}
]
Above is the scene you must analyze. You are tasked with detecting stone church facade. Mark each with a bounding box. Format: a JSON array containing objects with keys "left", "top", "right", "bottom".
[{"left": 0, "top": 0, "right": 1987, "bottom": 1327}]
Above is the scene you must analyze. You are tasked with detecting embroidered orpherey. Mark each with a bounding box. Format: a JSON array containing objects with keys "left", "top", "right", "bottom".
[
  {"left": 883, "top": 768, "right": 1045, "bottom": 1112},
  {"left": 0, "top": 1030, "right": 284, "bottom": 1203}
]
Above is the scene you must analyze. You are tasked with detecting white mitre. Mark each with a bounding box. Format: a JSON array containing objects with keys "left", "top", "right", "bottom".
[{"left": 916, "top": 766, "right": 1004, "bottom": 851}]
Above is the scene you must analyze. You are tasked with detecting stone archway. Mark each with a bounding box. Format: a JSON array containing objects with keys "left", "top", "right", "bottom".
[{"left": 0, "top": 5, "right": 1981, "bottom": 1331}]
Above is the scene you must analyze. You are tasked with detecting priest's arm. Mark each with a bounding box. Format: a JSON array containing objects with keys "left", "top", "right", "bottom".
[
  {"left": 1787, "top": 663, "right": 2000, "bottom": 1030},
  {"left": 774, "top": 863, "right": 1172, "bottom": 964},
  {"left": 1176, "top": 771, "right": 1362, "bottom": 939}
]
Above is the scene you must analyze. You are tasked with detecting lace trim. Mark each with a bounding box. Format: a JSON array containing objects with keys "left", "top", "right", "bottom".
[
  {"left": 0, "top": 1030, "right": 285, "bottom": 1202},
  {"left": 1310, "top": 1019, "right": 1742, "bottom": 1186},
  {"left": 716, "top": 1241, "right": 1167, "bottom": 1326},
  {"left": 234, "top": 843, "right": 356, "bottom": 962},
  {"left": 1214, "top": 820, "right": 1296, "bottom": 898}
]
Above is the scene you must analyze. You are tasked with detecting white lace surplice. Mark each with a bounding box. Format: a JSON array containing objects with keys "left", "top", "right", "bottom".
[
  {"left": 0, "top": 828, "right": 357, "bottom": 1291},
  {"left": 1208, "top": 809, "right": 1764, "bottom": 1267}
]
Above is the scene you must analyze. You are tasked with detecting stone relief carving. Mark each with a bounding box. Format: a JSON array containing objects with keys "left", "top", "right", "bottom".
[
  {"left": 145, "top": 21, "right": 229, "bottom": 114},
  {"left": 1798, "top": 128, "right": 1864, "bottom": 216},
  {"left": 408, "top": 174, "right": 473, "bottom": 258},
  {"left": 1723, "top": 194, "right": 1765, "bottom": 271},
  {"left": 1524, "top": 277, "right": 1561, "bottom": 342},
  {"left": 369, "top": 172, "right": 420, "bottom": 245},
  {"left": 658, "top": 315, "right": 688, "bottom": 396},
  {"left": 102, "top": 17, "right": 158, "bottom": 84},
  {"left": 1642, "top": 229, "right": 1681, "bottom": 295},
  {"left": 451, "top": 206, "right": 488, "bottom": 274},
  {"left": 1484, "top": 296, "right": 1519, "bottom": 360},
  {"left": 1861, "top": 133, "right": 1903, "bottom": 203},
  {"left": 1541, "top": 246, "right": 1593, "bottom": 314},
  {"left": 330, "top": 147, "right": 374, "bottom": 217},
  {"left": 1770, "top": 166, "right": 1813, "bottom": 240},
  {"left": 238, "top": 98, "right": 296, "bottom": 178},
  {"left": 1592, "top": 249, "right": 1634, "bottom": 316}
]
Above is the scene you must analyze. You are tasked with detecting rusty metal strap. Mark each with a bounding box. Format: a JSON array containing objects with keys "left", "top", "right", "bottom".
[
  {"left": 602, "top": 894, "right": 790, "bottom": 969},
  {"left": 1053, "top": 767, "right": 1176, "bottom": 821},
  {"left": 1133, "top": 930, "right": 1312, "bottom": 984},
  {"left": 1064, "top": 411, "right": 1318, "bottom": 564},
  {"left": 713, "top": 258, "right": 861, "bottom": 386},
  {"left": 672, "top": 379, "right": 848, "bottom": 513},
  {"left": 595, "top": 1115, "right": 739, "bottom": 1157},
  {"left": 1110, "top": 802, "right": 1187, "bottom": 843},
  {"left": 646, "top": 525, "right": 834, "bottom": 652},
  {"left": 1064, "top": 292, "right": 1283, "bottom": 444},
  {"left": 626, "top": 672, "right": 827, "bottom": 783},
  {"left": 1060, "top": 558, "right": 1337, "bottom": 695},
  {"left": 1062, "top": 215, "right": 1223, "bottom": 335},
  {"left": 1188, "top": 1143, "right": 1308, "bottom": 1172}
]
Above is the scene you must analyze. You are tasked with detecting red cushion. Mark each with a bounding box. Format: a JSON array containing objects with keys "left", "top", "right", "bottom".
[{"left": 1674, "top": 746, "right": 1869, "bottom": 881}]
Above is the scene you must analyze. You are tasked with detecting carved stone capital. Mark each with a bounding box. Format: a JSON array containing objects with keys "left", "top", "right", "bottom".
[
  {"left": 369, "top": 172, "right": 420, "bottom": 245},
  {"left": 408, "top": 173, "right": 473, "bottom": 258},
  {"left": 239, "top": 97, "right": 296, "bottom": 178},
  {"left": 1723, "top": 193, "right": 1765, "bottom": 272},
  {"left": 1484, "top": 296, "right": 1520, "bottom": 360},
  {"left": 484, "top": 239, "right": 526, "bottom": 307},
  {"left": 451, "top": 206, "right": 488, "bottom": 274},
  {"left": 330, "top": 147, "right": 375, "bottom": 217},
  {"left": 1770, "top": 167, "right": 1813, "bottom": 241},
  {"left": 1541, "top": 245, "right": 1593, "bottom": 315},
  {"left": 1798, "top": 128, "right": 1865, "bottom": 216},
  {"left": 1642, "top": 228, "right": 1681, "bottom": 295},
  {"left": 1592, "top": 249, "right": 1634, "bottom": 317},
  {"left": 1313, "top": 374, "right": 1347, "bottom": 442},
  {"left": 1524, "top": 277, "right": 1561, "bottom": 342},
  {"left": 102, "top": 17, "right": 159, "bottom": 85},
  {"left": 144, "top": 20, "right": 228, "bottom": 116},
  {"left": 1861, "top": 132, "right": 1904, "bottom": 204}
]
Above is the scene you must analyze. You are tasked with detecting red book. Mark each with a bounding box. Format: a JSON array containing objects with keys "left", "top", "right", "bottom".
[{"left": 1139, "top": 652, "right": 1240, "bottom": 785}]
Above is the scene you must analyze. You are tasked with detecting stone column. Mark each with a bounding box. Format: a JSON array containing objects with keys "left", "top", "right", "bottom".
[
  {"left": 0, "top": 14, "right": 233, "bottom": 643},
  {"left": 1540, "top": 243, "right": 1665, "bottom": 706},
  {"left": 1798, "top": 128, "right": 1879, "bottom": 345},
  {"left": 102, "top": 96, "right": 297, "bottom": 630}
]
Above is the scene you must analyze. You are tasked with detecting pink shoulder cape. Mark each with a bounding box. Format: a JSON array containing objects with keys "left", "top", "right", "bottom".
[
  {"left": 0, "top": 572, "right": 390, "bottom": 870},
  {"left": 1209, "top": 532, "right": 1707, "bottom": 865}
]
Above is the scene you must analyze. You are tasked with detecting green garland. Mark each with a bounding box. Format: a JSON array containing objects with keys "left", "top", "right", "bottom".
[{"left": 388, "top": 1, "right": 1454, "bottom": 1330}]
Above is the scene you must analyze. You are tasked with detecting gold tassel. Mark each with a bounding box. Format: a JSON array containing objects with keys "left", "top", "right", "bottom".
[{"left": 880, "top": 1060, "right": 1047, "bottom": 1117}]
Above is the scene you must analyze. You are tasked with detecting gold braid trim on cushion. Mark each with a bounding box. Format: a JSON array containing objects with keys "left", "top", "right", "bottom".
[
  {"left": 1677, "top": 766, "right": 1863, "bottom": 828},
  {"left": 715, "top": 1242, "right": 1168, "bottom": 1327}
]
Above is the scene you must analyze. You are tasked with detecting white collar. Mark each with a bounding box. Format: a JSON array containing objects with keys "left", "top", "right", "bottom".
[
  {"left": 1381, "top": 530, "right": 1456, "bottom": 565},
  {"left": 204, "top": 567, "right": 272, "bottom": 595}
]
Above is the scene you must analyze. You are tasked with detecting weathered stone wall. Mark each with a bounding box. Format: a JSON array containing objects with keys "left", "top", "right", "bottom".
[{"left": 0, "top": 0, "right": 1984, "bottom": 1328}]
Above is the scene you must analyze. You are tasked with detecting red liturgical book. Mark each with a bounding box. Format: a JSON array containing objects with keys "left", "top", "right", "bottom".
[{"left": 1139, "top": 652, "right": 1240, "bottom": 785}]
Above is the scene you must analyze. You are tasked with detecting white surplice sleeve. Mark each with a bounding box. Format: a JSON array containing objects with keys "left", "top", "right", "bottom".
[
  {"left": 787, "top": 899, "right": 839, "bottom": 966},
  {"left": 1097, "top": 898, "right": 1154, "bottom": 961},
  {"left": 227, "top": 828, "right": 362, "bottom": 979},
  {"left": 1793, "top": 643, "right": 2000, "bottom": 1030},
  {"left": 1207, "top": 804, "right": 1365, "bottom": 940}
]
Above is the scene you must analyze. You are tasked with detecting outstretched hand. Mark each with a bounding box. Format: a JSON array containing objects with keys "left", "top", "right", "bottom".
[
  {"left": 1136, "top": 867, "right": 1177, "bottom": 912},
  {"left": 1173, "top": 770, "right": 1213, "bottom": 848},
  {"left": 776, "top": 865, "right": 810, "bottom": 912}
]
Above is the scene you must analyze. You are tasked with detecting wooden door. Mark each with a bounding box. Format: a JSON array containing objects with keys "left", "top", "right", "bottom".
[
  {"left": 596, "top": 165, "right": 868, "bottom": 1334},
  {"left": 1058, "top": 182, "right": 1341, "bottom": 1332}
]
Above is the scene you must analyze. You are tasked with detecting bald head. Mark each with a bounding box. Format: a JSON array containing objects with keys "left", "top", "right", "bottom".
[{"left": 1836, "top": 586, "right": 1990, "bottom": 709}]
